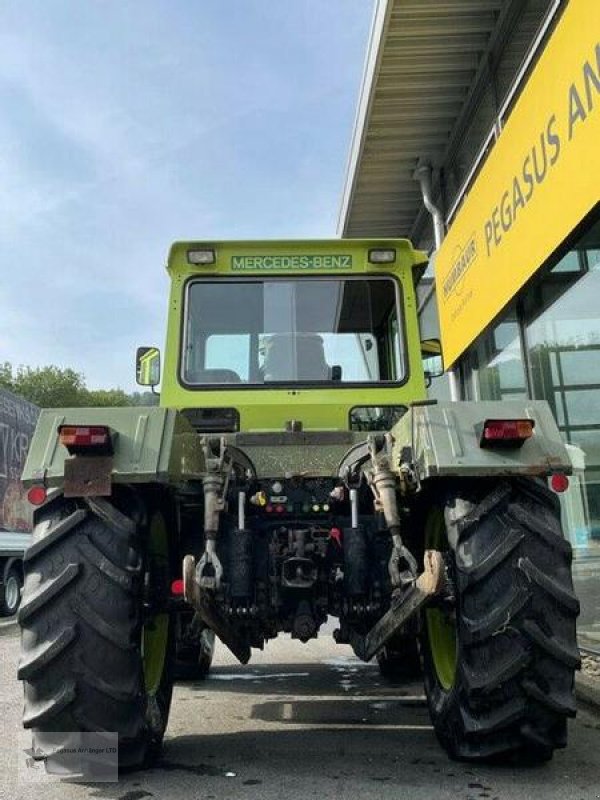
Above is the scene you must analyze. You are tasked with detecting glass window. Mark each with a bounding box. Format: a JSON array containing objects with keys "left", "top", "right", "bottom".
[
  {"left": 524, "top": 216, "right": 600, "bottom": 559},
  {"left": 468, "top": 305, "right": 528, "bottom": 401},
  {"left": 461, "top": 213, "right": 600, "bottom": 645},
  {"left": 418, "top": 285, "right": 452, "bottom": 401},
  {"left": 183, "top": 277, "right": 404, "bottom": 386},
  {"left": 205, "top": 334, "right": 250, "bottom": 381}
]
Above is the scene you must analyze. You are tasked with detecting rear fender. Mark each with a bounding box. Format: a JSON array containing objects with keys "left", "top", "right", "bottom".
[
  {"left": 21, "top": 407, "right": 205, "bottom": 489},
  {"left": 390, "top": 400, "right": 571, "bottom": 480}
]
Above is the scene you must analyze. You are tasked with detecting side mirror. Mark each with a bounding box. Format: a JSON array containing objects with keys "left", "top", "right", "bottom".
[
  {"left": 136, "top": 346, "right": 161, "bottom": 387},
  {"left": 420, "top": 338, "right": 444, "bottom": 386}
]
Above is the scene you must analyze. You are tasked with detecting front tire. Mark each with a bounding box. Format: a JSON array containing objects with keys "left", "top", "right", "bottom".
[
  {"left": 421, "top": 479, "right": 580, "bottom": 763},
  {"left": 18, "top": 492, "right": 174, "bottom": 770}
]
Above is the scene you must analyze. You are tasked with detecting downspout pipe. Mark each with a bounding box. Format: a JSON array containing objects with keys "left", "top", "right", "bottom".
[
  {"left": 413, "top": 162, "right": 460, "bottom": 401},
  {"left": 413, "top": 163, "right": 445, "bottom": 249}
]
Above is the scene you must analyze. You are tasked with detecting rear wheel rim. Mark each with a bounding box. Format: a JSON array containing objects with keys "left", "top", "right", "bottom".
[
  {"left": 142, "top": 514, "right": 169, "bottom": 696},
  {"left": 425, "top": 509, "right": 457, "bottom": 692}
]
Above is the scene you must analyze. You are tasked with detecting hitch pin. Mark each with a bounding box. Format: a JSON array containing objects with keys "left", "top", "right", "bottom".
[
  {"left": 350, "top": 488, "right": 358, "bottom": 529},
  {"left": 238, "top": 491, "right": 246, "bottom": 530}
]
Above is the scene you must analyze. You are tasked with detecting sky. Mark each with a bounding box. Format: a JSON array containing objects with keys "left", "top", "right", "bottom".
[{"left": 0, "top": 0, "right": 374, "bottom": 391}]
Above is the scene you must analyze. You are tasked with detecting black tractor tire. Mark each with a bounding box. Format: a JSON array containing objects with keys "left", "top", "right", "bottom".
[
  {"left": 421, "top": 478, "right": 580, "bottom": 763},
  {"left": 377, "top": 635, "right": 422, "bottom": 682},
  {"left": 0, "top": 564, "right": 22, "bottom": 616},
  {"left": 18, "top": 492, "right": 174, "bottom": 771},
  {"left": 175, "top": 616, "right": 216, "bottom": 681}
]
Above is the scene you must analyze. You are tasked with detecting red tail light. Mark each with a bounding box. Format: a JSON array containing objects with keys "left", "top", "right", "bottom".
[
  {"left": 171, "top": 579, "right": 184, "bottom": 596},
  {"left": 551, "top": 473, "right": 570, "bottom": 493},
  {"left": 58, "top": 425, "right": 113, "bottom": 455},
  {"left": 27, "top": 485, "right": 48, "bottom": 506},
  {"left": 480, "top": 419, "right": 534, "bottom": 448}
]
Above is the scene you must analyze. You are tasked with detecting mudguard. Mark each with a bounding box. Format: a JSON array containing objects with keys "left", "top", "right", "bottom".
[
  {"left": 21, "top": 407, "right": 205, "bottom": 488},
  {"left": 390, "top": 400, "right": 571, "bottom": 480}
]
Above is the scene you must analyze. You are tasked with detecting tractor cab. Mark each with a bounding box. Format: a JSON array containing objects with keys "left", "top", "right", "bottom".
[{"left": 137, "top": 239, "right": 434, "bottom": 432}]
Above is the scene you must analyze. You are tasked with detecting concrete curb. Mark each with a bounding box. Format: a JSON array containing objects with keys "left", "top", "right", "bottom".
[{"left": 576, "top": 672, "right": 600, "bottom": 712}]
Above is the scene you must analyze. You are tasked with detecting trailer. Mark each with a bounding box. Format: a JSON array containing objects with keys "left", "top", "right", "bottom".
[{"left": 0, "top": 388, "right": 39, "bottom": 614}]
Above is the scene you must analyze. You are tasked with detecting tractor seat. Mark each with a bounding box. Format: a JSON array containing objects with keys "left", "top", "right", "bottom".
[
  {"left": 187, "top": 369, "right": 242, "bottom": 384},
  {"left": 263, "top": 334, "right": 331, "bottom": 381}
]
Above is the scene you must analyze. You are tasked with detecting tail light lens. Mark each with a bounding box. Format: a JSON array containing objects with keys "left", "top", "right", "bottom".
[
  {"left": 58, "top": 425, "right": 113, "bottom": 455},
  {"left": 27, "top": 485, "right": 48, "bottom": 506},
  {"left": 551, "top": 473, "right": 570, "bottom": 493},
  {"left": 171, "top": 579, "right": 184, "bottom": 596},
  {"left": 480, "top": 419, "right": 534, "bottom": 448}
]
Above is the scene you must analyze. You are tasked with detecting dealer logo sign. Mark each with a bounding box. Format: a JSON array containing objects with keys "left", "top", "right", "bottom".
[{"left": 442, "top": 234, "right": 477, "bottom": 299}]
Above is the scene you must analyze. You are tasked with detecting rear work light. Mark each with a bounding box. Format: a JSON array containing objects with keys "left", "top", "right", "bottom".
[
  {"left": 480, "top": 418, "right": 534, "bottom": 448},
  {"left": 187, "top": 247, "right": 216, "bottom": 265},
  {"left": 368, "top": 248, "right": 396, "bottom": 264},
  {"left": 58, "top": 425, "right": 114, "bottom": 456}
]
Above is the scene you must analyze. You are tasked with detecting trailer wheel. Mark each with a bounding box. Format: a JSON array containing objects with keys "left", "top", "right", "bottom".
[
  {"left": 377, "top": 635, "right": 422, "bottom": 682},
  {"left": 421, "top": 479, "right": 580, "bottom": 763},
  {"left": 18, "top": 492, "right": 174, "bottom": 770},
  {"left": 1, "top": 565, "right": 22, "bottom": 616}
]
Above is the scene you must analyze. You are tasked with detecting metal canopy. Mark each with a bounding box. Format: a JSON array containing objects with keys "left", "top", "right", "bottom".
[{"left": 338, "top": 0, "right": 546, "bottom": 243}]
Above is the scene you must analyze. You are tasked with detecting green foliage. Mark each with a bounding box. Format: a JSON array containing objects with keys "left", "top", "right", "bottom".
[
  {"left": 84, "top": 388, "right": 131, "bottom": 407},
  {"left": 129, "top": 391, "right": 160, "bottom": 407},
  {"left": 0, "top": 364, "right": 87, "bottom": 407},
  {"left": 0, "top": 363, "right": 154, "bottom": 408}
]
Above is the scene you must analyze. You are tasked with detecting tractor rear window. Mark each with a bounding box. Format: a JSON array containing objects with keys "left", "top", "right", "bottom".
[{"left": 182, "top": 277, "right": 405, "bottom": 386}]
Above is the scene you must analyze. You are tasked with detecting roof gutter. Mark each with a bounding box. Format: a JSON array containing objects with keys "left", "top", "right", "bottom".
[{"left": 337, "top": 0, "right": 393, "bottom": 237}]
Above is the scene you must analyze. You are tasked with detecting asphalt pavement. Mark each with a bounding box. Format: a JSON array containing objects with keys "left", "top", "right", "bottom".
[{"left": 1, "top": 620, "right": 600, "bottom": 800}]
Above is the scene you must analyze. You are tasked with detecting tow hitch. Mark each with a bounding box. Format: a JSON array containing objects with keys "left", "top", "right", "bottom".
[
  {"left": 182, "top": 554, "right": 251, "bottom": 665},
  {"left": 352, "top": 549, "right": 445, "bottom": 662}
]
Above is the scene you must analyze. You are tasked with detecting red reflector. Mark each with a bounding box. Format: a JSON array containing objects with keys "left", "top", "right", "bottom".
[
  {"left": 59, "top": 425, "right": 110, "bottom": 447},
  {"left": 275, "top": 505, "right": 284, "bottom": 514},
  {"left": 266, "top": 505, "right": 273, "bottom": 513},
  {"left": 171, "top": 579, "right": 184, "bottom": 596},
  {"left": 27, "top": 486, "right": 47, "bottom": 506},
  {"left": 551, "top": 473, "right": 569, "bottom": 493}
]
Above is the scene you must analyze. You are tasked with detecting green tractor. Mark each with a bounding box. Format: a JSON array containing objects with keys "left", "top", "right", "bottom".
[{"left": 19, "top": 239, "right": 579, "bottom": 768}]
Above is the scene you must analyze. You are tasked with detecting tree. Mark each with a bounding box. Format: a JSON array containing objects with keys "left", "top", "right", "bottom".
[
  {"left": 129, "top": 390, "right": 159, "bottom": 407},
  {"left": 0, "top": 364, "right": 87, "bottom": 408},
  {"left": 0, "top": 363, "right": 139, "bottom": 408},
  {"left": 84, "top": 388, "right": 131, "bottom": 407}
]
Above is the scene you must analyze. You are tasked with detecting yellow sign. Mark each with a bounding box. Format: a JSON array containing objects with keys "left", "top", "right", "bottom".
[{"left": 436, "top": 0, "right": 600, "bottom": 367}]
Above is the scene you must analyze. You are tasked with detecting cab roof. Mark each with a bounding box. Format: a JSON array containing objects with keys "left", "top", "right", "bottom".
[{"left": 167, "top": 238, "right": 428, "bottom": 277}]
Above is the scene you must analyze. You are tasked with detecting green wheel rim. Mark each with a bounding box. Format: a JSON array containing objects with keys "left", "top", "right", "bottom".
[
  {"left": 142, "top": 513, "right": 169, "bottom": 696},
  {"left": 425, "top": 508, "right": 457, "bottom": 691}
]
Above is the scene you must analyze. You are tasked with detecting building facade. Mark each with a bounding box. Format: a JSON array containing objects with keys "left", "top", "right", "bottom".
[{"left": 340, "top": 0, "right": 600, "bottom": 646}]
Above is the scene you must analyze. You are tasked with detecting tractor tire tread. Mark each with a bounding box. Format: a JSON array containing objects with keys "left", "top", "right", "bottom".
[
  {"left": 19, "top": 496, "right": 171, "bottom": 770},
  {"left": 23, "top": 509, "right": 87, "bottom": 563},
  {"left": 18, "top": 625, "right": 78, "bottom": 680},
  {"left": 422, "top": 479, "right": 579, "bottom": 764},
  {"left": 17, "top": 563, "right": 80, "bottom": 623}
]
